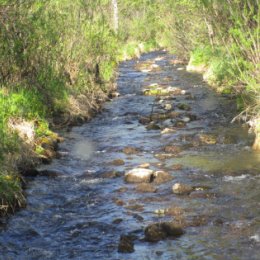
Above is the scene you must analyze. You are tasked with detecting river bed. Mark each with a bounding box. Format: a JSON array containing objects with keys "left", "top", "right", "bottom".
[{"left": 0, "top": 51, "right": 259, "bottom": 260}]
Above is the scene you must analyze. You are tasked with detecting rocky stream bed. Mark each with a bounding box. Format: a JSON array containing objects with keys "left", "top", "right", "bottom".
[{"left": 0, "top": 51, "right": 260, "bottom": 260}]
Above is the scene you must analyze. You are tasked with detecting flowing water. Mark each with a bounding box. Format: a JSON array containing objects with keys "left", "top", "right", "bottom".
[{"left": 1, "top": 51, "right": 260, "bottom": 260}]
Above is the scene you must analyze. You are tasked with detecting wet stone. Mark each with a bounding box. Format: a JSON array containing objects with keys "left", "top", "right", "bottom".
[
  {"left": 174, "top": 121, "right": 186, "bottom": 128},
  {"left": 163, "top": 103, "right": 173, "bottom": 110},
  {"left": 181, "top": 117, "right": 191, "bottom": 123},
  {"left": 189, "top": 191, "right": 217, "bottom": 199},
  {"left": 161, "top": 127, "right": 176, "bottom": 135},
  {"left": 125, "top": 168, "right": 154, "bottom": 183},
  {"left": 118, "top": 235, "right": 135, "bottom": 253},
  {"left": 198, "top": 134, "right": 218, "bottom": 145},
  {"left": 110, "top": 159, "right": 125, "bottom": 166},
  {"left": 132, "top": 214, "right": 144, "bottom": 222},
  {"left": 172, "top": 183, "right": 193, "bottom": 195},
  {"left": 155, "top": 206, "right": 184, "bottom": 217},
  {"left": 138, "top": 163, "right": 150, "bottom": 168},
  {"left": 188, "top": 215, "right": 209, "bottom": 227},
  {"left": 125, "top": 204, "right": 144, "bottom": 212},
  {"left": 101, "top": 171, "right": 122, "bottom": 178},
  {"left": 123, "top": 147, "right": 139, "bottom": 155},
  {"left": 185, "top": 113, "right": 197, "bottom": 121},
  {"left": 113, "top": 218, "right": 123, "bottom": 224},
  {"left": 193, "top": 185, "right": 211, "bottom": 191},
  {"left": 115, "top": 187, "right": 128, "bottom": 193},
  {"left": 144, "top": 222, "right": 184, "bottom": 242},
  {"left": 146, "top": 123, "right": 161, "bottom": 130},
  {"left": 166, "top": 206, "right": 184, "bottom": 216},
  {"left": 156, "top": 251, "right": 164, "bottom": 256},
  {"left": 139, "top": 116, "right": 151, "bottom": 125},
  {"left": 177, "top": 103, "right": 191, "bottom": 111},
  {"left": 109, "top": 91, "right": 120, "bottom": 98},
  {"left": 153, "top": 171, "right": 173, "bottom": 184},
  {"left": 164, "top": 145, "right": 182, "bottom": 154},
  {"left": 113, "top": 198, "right": 125, "bottom": 206}
]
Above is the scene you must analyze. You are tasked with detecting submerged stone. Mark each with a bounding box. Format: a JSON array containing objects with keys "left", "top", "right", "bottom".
[
  {"left": 118, "top": 235, "right": 135, "bottom": 253},
  {"left": 123, "top": 146, "right": 139, "bottom": 155},
  {"left": 110, "top": 159, "right": 125, "bottom": 166},
  {"left": 164, "top": 145, "right": 182, "bottom": 154}
]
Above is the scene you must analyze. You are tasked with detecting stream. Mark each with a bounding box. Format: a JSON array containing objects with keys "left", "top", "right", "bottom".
[{"left": 0, "top": 51, "right": 260, "bottom": 260}]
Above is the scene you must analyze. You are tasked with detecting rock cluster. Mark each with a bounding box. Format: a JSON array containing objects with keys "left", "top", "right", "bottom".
[{"left": 144, "top": 222, "right": 184, "bottom": 242}]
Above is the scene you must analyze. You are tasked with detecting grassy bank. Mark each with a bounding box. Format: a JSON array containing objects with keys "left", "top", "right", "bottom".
[{"left": 186, "top": 43, "right": 259, "bottom": 146}]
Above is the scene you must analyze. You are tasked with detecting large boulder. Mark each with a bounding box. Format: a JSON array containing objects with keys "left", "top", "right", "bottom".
[
  {"left": 125, "top": 168, "right": 154, "bottom": 183},
  {"left": 144, "top": 222, "right": 184, "bottom": 242}
]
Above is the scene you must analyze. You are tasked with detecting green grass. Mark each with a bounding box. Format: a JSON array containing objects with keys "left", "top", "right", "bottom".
[{"left": 0, "top": 172, "right": 25, "bottom": 216}]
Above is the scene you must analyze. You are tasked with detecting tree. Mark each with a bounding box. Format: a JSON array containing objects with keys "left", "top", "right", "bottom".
[{"left": 112, "top": 0, "right": 119, "bottom": 33}]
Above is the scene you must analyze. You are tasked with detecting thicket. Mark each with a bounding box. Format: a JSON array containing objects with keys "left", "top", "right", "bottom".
[
  {"left": 0, "top": 0, "right": 259, "bottom": 215},
  {"left": 0, "top": 0, "right": 118, "bottom": 215},
  {"left": 160, "top": 0, "right": 259, "bottom": 131}
]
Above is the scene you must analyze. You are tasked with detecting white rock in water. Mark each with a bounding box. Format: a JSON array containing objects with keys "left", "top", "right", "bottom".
[
  {"left": 164, "top": 104, "right": 172, "bottom": 110},
  {"left": 161, "top": 128, "right": 176, "bottom": 135},
  {"left": 152, "top": 64, "right": 159, "bottom": 68},
  {"left": 125, "top": 168, "right": 154, "bottom": 183},
  {"left": 181, "top": 117, "right": 190, "bottom": 123},
  {"left": 166, "top": 86, "right": 177, "bottom": 92},
  {"left": 250, "top": 234, "right": 260, "bottom": 242},
  {"left": 158, "top": 99, "right": 164, "bottom": 104}
]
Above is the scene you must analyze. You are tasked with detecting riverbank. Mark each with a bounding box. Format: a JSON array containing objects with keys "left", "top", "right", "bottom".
[{"left": 186, "top": 47, "right": 260, "bottom": 151}]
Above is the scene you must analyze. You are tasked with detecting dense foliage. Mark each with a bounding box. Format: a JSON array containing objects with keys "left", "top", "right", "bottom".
[{"left": 0, "top": 0, "right": 259, "bottom": 214}]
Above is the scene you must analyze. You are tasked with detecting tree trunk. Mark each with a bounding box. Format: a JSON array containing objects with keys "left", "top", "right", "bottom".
[
  {"left": 204, "top": 18, "right": 214, "bottom": 48},
  {"left": 112, "top": 0, "right": 119, "bottom": 33}
]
